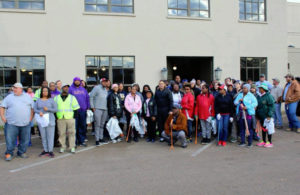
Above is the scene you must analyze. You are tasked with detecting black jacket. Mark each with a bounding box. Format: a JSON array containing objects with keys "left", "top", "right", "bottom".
[
  {"left": 155, "top": 88, "right": 173, "bottom": 112},
  {"left": 214, "top": 93, "right": 234, "bottom": 117},
  {"left": 142, "top": 97, "right": 157, "bottom": 118},
  {"left": 107, "top": 92, "right": 123, "bottom": 118}
]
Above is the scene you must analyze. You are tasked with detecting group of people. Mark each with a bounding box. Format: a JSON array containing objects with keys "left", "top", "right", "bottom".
[{"left": 1, "top": 73, "right": 300, "bottom": 161}]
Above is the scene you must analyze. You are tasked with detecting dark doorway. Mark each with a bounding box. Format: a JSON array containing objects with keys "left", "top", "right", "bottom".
[{"left": 167, "top": 57, "right": 213, "bottom": 83}]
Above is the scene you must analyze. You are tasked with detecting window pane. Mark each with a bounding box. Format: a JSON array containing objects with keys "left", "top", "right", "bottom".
[
  {"left": 99, "top": 57, "right": 109, "bottom": 67},
  {"left": 200, "top": 0, "right": 208, "bottom": 10},
  {"left": 246, "top": 2, "right": 251, "bottom": 13},
  {"left": 199, "top": 11, "right": 208, "bottom": 18},
  {"left": 252, "top": 2, "right": 258, "bottom": 14},
  {"left": 252, "top": 14, "right": 258, "bottom": 21},
  {"left": 97, "top": 5, "right": 108, "bottom": 12},
  {"left": 98, "top": 67, "right": 109, "bottom": 79},
  {"left": 112, "top": 57, "right": 123, "bottom": 67},
  {"left": 1, "top": 1, "right": 15, "bottom": 9},
  {"left": 85, "top": 0, "right": 96, "bottom": 3},
  {"left": 33, "top": 69, "right": 44, "bottom": 86},
  {"left": 246, "top": 14, "right": 252, "bottom": 20},
  {"left": 239, "top": 0, "right": 245, "bottom": 13},
  {"left": 19, "top": 2, "right": 31, "bottom": 9},
  {"left": 168, "top": 0, "right": 177, "bottom": 8},
  {"left": 259, "top": 3, "right": 264, "bottom": 14},
  {"left": 0, "top": 57, "right": 3, "bottom": 67},
  {"left": 33, "top": 57, "right": 45, "bottom": 69},
  {"left": 123, "top": 57, "right": 134, "bottom": 68},
  {"left": 178, "top": 0, "right": 187, "bottom": 9},
  {"left": 240, "top": 57, "right": 246, "bottom": 68},
  {"left": 113, "top": 69, "right": 123, "bottom": 84},
  {"left": 0, "top": 70, "right": 3, "bottom": 86},
  {"left": 261, "top": 58, "right": 267, "bottom": 68},
  {"left": 178, "top": 9, "right": 187, "bottom": 16},
  {"left": 85, "top": 4, "right": 96, "bottom": 11},
  {"left": 4, "top": 70, "right": 16, "bottom": 87},
  {"left": 20, "top": 57, "right": 33, "bottom": 70},
  {"left": 31, "top": 2, "right": 44, "bottom": 10},
  {"left": 190, "top": 10, "right": 199, "bottom": 17},
  {"left": 111, "top": 0, "right": 121, "bottom": 5},
  {"left": 122, "top": 6, "right": 132, "bottom": 13},
  {"left": 168, "top": 9, "right": 177, "bottom": 15},
  {"left": 86, "top": 57, "right": 96, "bottom": 67},
  {"left": 239, "top": 12, "right": 245, "bottom": 20},
  {"left": 86, "top": 69, "right": 98, "bottom": 85},
  {"left": 111, "top": 6, "right": 122, "bottom": 12},
  {"left": 97, "top": 0, "right": 107, "bottom": 3},
  {"left": 3, "top": 57, "right": 17, "bottom": 68},
  {"left": 21, "top": 70, "right": 32, "bottom": 87},
  {"left": 124, "top": 69, "right": 134, "bottom": 84},
  {"left": 190, "top": 0, "right": 200, "bottom": 10},
  {"left": 259, "top": 14, "right": 265, "bottom": 21},
  {"left": 123, "top": 0, "right": 132, "bottom": 6}
]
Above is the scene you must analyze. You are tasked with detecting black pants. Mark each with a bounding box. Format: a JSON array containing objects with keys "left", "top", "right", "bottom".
[
  {"left": 145, "top": 117, "right": 156, "bottom": 140},
  {"left": 54, "top": 115, "right": 59, "bottom": 146},
  {"left": 260, "top": 119, "right": 272, "bottom": 143},
  {"left": 157, "top": 108, "right": 169, "bottom": 137}
]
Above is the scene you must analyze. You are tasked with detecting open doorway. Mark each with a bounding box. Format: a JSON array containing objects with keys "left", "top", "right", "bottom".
[{"left": 167, "top": 56, "right": 213, "bottom": 83}]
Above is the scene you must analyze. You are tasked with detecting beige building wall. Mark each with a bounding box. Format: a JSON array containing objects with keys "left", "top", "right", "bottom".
[{"left": 0, "top": 0, "right": 288, "bottom": 89}]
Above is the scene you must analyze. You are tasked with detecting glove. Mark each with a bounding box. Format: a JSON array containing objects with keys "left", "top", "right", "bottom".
[
  {"left": 194, "top": 115, "right": 198, "bottom": 120},
  {"left": 230, "top": 117, "right": 233, "bottom": 123},
  {"left": 217, "top": 114, "right": 221, "bottom": 120}
]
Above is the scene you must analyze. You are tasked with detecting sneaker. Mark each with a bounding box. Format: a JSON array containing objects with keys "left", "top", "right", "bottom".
[
  {"left": 99, "top": 139, "right": 108, "bottom": 145},
  {"left": 181, "top": 144, "right": 187, "bottom": 148},
  {"left": 117, "top": 138, "right": 122, "bottom": 142},
  {"left": 146, "top": 138, "right": 152, "bottom": 142},
  {"left": 112, "top": 139, "right": 117, "bottom": 144},
  {"left": 71, "top": 148, "right": 76, "bottom": 153},
  {"left": 218, "top": 141, "right": 222, "bottom": 146},
  {"left": 48, "top": 152, "right": 55, "bottom": 158},
  {"left": 222, "top": 141, "right": 227, "bottom": 147},
  {"left": 160, "top": 137, "right": 164, "bottom": 142},
  {"left": 256, "top": 141, "right": 265, "bottom": 147},
  {"left": 59, "top": 148, "right": 64, "bottom": 153},
  {"left": 17, "top": 153, "right": 28, "bottom": 158},
  {"left": 5, "top": 154, "right": 12, "bottom": 161},
  {"left": 79, "top": 143, "right": 87, "bottom": 147},
  {"left": 39, "top": 151, "right": 48, "bottom": 157},
  {"left": 133, "top": 137, "right": 139, "bottom": 142},
  {"left": 286, "top": 128, "right": 291, "bottom": 131},
  {"left": 201, "top": 138, "right": 207, "bottom": 145},
  {"left": 95, "top": 141, "right": 100, "bottom": 146},
  {"left": 84, "top": 139, "right": 88, "bottom": 142},
  {"left": 264, "top": 142, "right": 273, "bottom": 148},
  {"left": 230, "top": 138, "right": 237, "bottom": 143},
  {"left": 247, "top": 144, "right": 253, "bottom": 148},
  {"left": 207, "top": 139, "right": 211, "bottom": 144},
  {"left": 151, "top": 139, "right": 155, "bottom": 143},
  {"left": 238, "top": 143, "right": 246, "bottom": 147},
  {"left": 296, "top": 128, "right": 300, "bottom": 133}
]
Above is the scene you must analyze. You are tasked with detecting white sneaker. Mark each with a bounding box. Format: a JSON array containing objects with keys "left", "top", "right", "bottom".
[
  {"left": 112, "top": 139, "right": 117, "bottom": 144},
  {"left": 59, "top": 148, "right": 64, "bottom": 153},
  {"left": 117, "top": 138, "right": 122, "bottom": 142}
]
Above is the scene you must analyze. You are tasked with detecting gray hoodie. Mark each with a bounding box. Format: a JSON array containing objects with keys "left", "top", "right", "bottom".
[{"left": 89, "top": 84, "right": 108, "bottom": 110}]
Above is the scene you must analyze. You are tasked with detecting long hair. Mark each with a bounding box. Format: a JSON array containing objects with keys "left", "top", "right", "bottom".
[
  {"left": 202, "top": 84, "right": 211, "bottom": 98},
  {"left": 40, "top": 87, "right": 51, "bottom": 99}
]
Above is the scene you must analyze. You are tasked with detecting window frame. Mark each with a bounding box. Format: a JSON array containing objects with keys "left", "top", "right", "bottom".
[
  {"left": 240, "top": 57, "right": 268, "bottom": 82},
  {"left": 84, "top": 0, "right": 135, "bottom": 14},
  {"left": 239, "top": 0, "right": 267, "bottom": 22},
  {"left": 0, "top": 0, "right": 45, "bottom": 10}
]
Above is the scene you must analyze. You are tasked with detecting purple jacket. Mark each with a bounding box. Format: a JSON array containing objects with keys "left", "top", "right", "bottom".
[
  {"left": 69, "top": 84, "right": 90, "bottom": 111},
  {"left": 50, "top": 89, "right": 61, "bottom": 98}
]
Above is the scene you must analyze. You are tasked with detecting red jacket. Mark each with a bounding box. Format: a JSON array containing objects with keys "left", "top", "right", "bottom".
[
  {"left": 181, "top": 92, "right": 195, "bottom": 119},
  {"left": 195, "top": 93, "right": 215, "bottom": 120}
]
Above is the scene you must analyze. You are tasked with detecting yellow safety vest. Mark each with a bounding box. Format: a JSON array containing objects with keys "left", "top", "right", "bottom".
[{"left": 54, "top": 94, "right": 80, "bottom": 120}]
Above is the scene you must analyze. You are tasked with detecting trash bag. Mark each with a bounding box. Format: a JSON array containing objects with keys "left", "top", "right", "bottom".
[
  {"left": 207, "top": 117, "right": 217, "bottom": 135},
  {"left": 139, "top": 118, "right": 147, "bottom": 135},
  {"left": 86, "top": 110, "right": 94, "bottom": 124},
  {"left": 35, "top": 113, "right": 49, "bottom": 128},
  {"left": 263, "top": 118, "right": 275, "bottom": 135},
  {"left": 119, "top": 112, "right": 127, "bottom": 124},
  {"left": 130, "top": 114, "right": 142, "bottom": 135},
  {"left": 106, "top": 117, "right": 123, "bottom": 140}
]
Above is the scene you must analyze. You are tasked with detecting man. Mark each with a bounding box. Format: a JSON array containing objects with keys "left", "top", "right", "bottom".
[
  {"left": 255, "top": 74, "right": 272, "bottom": 94},
  {"left": 49, "top": 82, "right": 61, "bottom": 98},
  {"left": 162, "top": 105, "right": 188, "bottom": 148},
  {"left": 54, "top": 84, "right": 80, "bottom": 153},
  {"left": 175, "top": 75, "right": 183, "bottom": 89},
  {"left": 34, "top": 80, "right": 48, "bottom": 101},
  {"left": 155, "top": 80, "right": 173, "bottom": 142},
  {"left": 0, "top": 83, "right": 34, "bottom": 161},
  {"left": 190, "top": 79, "right": 201, "bottom": 98},
  {"left": 270, "top": 78, "right": 284, "bottom": 129},
  {"left": 56, "top": 80, "right": 62, "bottom": 92},
  {"left": 49, "top": 82, "right": 61, "bottom": 147},
  {"left": 282, "top": 74, "right": 300, "bottom": 133},
  {"left": 69, "top": 77, "right": 90, "bottom": 147},
  {"left": 89, "top": 77, "right": 109, "bottom": 146}
]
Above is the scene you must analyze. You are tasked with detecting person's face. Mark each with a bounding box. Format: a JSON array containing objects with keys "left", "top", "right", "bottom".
[
  {"left": 101, "top": 81, "right": 107, "bottom": 87},
  {"left": 225, "top": 79, "right": 230, "bottom": 84},
  {"left": 242, "top": 87, "right": 249, "bottom": 94},
  {"left": 175, "top": 76, "right": 180, "bottom": 83},
  {"left": 27, "top": 88, "right": 33, "bottom": 93},
  {"left": 214, "top": 83, "right": 219, "bottom": 90},
  {"left": 146, "top": 92, "right": 152, "bottom": 99},
  {"left": 62, "top": 86, "right": 69, "bottom": 93},
  {"left": 81, "top": 81, "right": 86, "bottom": 87},
  {"left": 247, "top": 80, "right": 253, "bottom": 84},
  {"left": 285, "top": 77, "right": 291, "bottom": 82},
  {"left": 228, "top": 86, "right": 233, "bottom": 92},
  {"left": 235, "top": 83, "right": 241, "bottom": 89},
  {"left": 172, "top": 108, "right": 179, "bottom": 115},
  {"left": 119, "top": 84, "right": 124, "bottom": 91},
  {"left": 49, "top": 83, "right": 55, "bottom": 91},
  {"left": 191, "top": 83, "right": 195, "bottom": 88},
  {"left": 159, "top": 81, "right": 165, "bottom": 90},
  {"left": 113, "top": 86, "right": 119, "bottom": 92},
  {"left": 259, "top": 88, "right": 265, "bottom": 94},
  {"left": 185, "top": 87, "right": 191, "bottom": 93},
  {"left": 131, "top": 87, "right": 137, "bottom": 94},
  {"left": 13, "top": 87, "right": 22, "bottom": 95},
  {"left": 202, "top": 86, "right": 208, "bottom": 94},
  {"left": 259, "top": 76, "right": 265, "bottom": 82},
  {"left": 42, "top": 88, "right": 49, "bottom": 98},
  {"left": 272, "top": 80, "right": 277, "bottom": 86},
  {"left": 250, "top": 88, "right": 256, "bottom": 94},
  {"left": 219, "top": 88, "right": 225, "bottom": 95},
  {"left": 56, "top": 81, "right": 62, "bottom": 89},
  {"left": 74, "top": 80, "right": 81, "bottom": 86},
  {"left": 173, "top": 84, "right": 179, "bottom": 92},
  {"left": 144, "top": 86, "right": 149, "bottom": 91},
  {"left": 196, "top": 80, "right": 201, "bottom": 85},
  {"left": 42, "top": 81, "right": 48, "bottom": 88},
  {"left": 128, "top": 87, "right": 132, "bottom": 92}
]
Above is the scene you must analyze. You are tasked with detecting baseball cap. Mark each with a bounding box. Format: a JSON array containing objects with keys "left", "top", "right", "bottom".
[
  {"left": 219, "top": 84, "right": 225, "bottom": 90},
  {"left": 62, "top": 83, "right": 70, "bottom": 88},
  {"left": 13, "top": 83, "right": 23, "bottom": 88},
  {"left": 285, "top": 73, "right": 294, "bottom": 79},
  {"left": 260, "top": 74, "right": 265, "bottom": 77},
  {"left": 272, "top": 78, "right": 280, "bottom": 83}
]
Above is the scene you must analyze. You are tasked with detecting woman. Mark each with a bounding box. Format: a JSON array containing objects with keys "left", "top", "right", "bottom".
[
  {"left": 107, "top": 84, "right": 124, "bottom": 143},
  {"left": 142, "top": 90, "right": 157, "bottom": 142},
  {"left": 181, "top": 84, "right": 195, "bottom": 142},
  {"left": 34, "top": 87, "right": 58, "bottom": 157},
  {"left": 125, "top": 86, "right": 142, "bottom": 142},
  {"left": 26, "top": 87, "right": 35, "bottom": 98},
  {"left": 195, "top": 84, "right": 215, "bottom": 144},
  {"left": 172, "top": 83, "right": 183, "bottom": 108},
  {"left": 142, "top": 85, "right": 151, "bottom": 100},
  {"left": 256, "top": 84, "right": 275, "bottom": 148},
  {"left": 211, "top": 81, "right": 220, "bottom": 97},
  {"left": 81, "top": 80, "right": 88, "bottom": 90},
  {"left": 215, "top": 84, "right": 234, "bottom": 146}
]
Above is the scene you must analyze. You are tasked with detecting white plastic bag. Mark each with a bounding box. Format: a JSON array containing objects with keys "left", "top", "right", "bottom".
[
  {"left": 264, "top": 118, "right": 275, "bottom": 135},
  {"left": 106, "top": 117, "right": 123, "bottom": 139},
  {"left": 119, "top": 112, "right": 127, "bottom": 124},
  {"left": 35, "top": 113, "right": 49, "bottom": 128},
  {"left": 130, "top": 114, "right": 142, "bottom": 134},
  {"left": 86, "top": 110, "right": 94, "bottom": 124},
  {"left": 210, "top": 117, "right": 217, "bottom": 135},
  {"left": 139, "top": 118, "right": 147, "bottom": 135}
]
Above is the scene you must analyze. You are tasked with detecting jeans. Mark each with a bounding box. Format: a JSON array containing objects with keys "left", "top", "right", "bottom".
[
  {"left": 187, "top": 119, "right": 193, "bottom": 138},
  {"left": 285, "top": 101, "right": 300, "bottom": 128},
  {"left": 217, "top": 114, "right": 230, "bottom": 142},
  {"left": 161, "top": 130, "right": 187, "bottom": 147},
  {"left": 200, "top": 119, "right": 212, "bottom": 139},
  {"left": 94, "top": 109, "right": 108, "bottom": 140},
  {"left": 5, "top": 124, "right": 31, "bottom": 156},
  {"left": 273, "top": 103, "right": 283, "bottom": 126},
  {"left": 239, "top": 118, "right": 253, "bottom": 145},
  {"left": 75, "top": 110, "right": 87, "bottom": 144}
]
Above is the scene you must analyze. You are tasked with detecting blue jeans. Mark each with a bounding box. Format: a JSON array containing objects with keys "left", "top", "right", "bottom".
[
  {"left": 75, "top": 111, "right": 87, "bottom": 144},
  {"left": 239, "top": 118, "right": 253, "bottom": 145},
  {"left": 217, "top": 114, "right": 230, "bottom": 142},
  {"left": 285, "top": 101, "right": 300, "bottom": 128},
  {"left": 187, "top": 119, "right": 193, "bottom": 138},
  {"left": 273, "top": 103, "right": 283, "bottom": 126},
  {"left": 5, "top": 124, "right": 31, "bottom": 156}
]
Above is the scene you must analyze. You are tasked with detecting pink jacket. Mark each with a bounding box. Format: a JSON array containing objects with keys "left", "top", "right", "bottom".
[{"left": 125, "top": 93, "right": 142, "bottom": 113}]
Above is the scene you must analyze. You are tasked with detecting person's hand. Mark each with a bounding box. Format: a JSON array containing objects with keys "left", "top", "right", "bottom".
[
  {"left": 113, "top": 116, "right": 117, "bottom": 119},
  {"left": 169, "top": 111, "right": 173, "bottom": 115},
  {"left": 242, "top": 106, "right": 247, "bottom": 110},
  {"left": 151, "top": 117, "right": 156, "bottom": 121},
  {"left": 267, "top": 117, "right": 271, "bottom": 121},
  {"left": 132, "top": 112, "right": 137, "bottom": 115},
  {"left": 92, "top": 108, "right": 95, "bottom": 112},
  {"left": 217, "top": 114, "right": 221, "bottom": 120},
  {"left": 43, "top": 107, "right": 48, "bottom": 111},
  {"left": 195, "top": 115, "right": 198, "bottom": 120},
  {"left": 1, "top": 117, "right": 6, "bottom": 123},
  {"left": 39, "top": 112, "right": 44, "bottom": 117},
  {"left": 230, "top": 117, "right": 233, "bottom": 123},
  {"left": 239, "top": 99, "right": 243, "bottom": 102}
]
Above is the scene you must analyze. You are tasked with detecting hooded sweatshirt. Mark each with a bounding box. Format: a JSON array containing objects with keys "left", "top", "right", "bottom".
[{"left": 69, "top": 77, "right": 90, "bottom": 111}]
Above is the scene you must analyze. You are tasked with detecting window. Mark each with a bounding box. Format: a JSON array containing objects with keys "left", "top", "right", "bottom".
[
  {"left": 85, "top": 0, "right": 134, "bottom": 13},
  {"left": 168, "top": 0, "right": 210, "bottom": 18},
  {"left": 0, "top": 56, "right": 45, "bottom": 99},
  {"left": 240, "top": 57, "right": 267, "bottom": 81},
  {"left": 86, "top": 56, "right": 135, "bottom": 88},
  {"left": 239, "top": 0, "right": 266, "bottom": 21},
  {"left": 0, "top": 0, "right": 44, "bottom": 10}
]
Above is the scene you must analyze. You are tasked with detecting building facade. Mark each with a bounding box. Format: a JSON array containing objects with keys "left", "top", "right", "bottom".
[{"left": 0, "top": 0, "right": 288, "bottom": 97}]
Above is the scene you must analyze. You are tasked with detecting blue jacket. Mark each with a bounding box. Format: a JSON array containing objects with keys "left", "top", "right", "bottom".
[{"left": 234, "top": 92, "right": 258, "bottom": 116}]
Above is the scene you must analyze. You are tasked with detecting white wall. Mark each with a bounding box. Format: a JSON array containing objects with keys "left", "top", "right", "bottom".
[{"left": 0, "top": 0, "right": 288, "bottom": 89}]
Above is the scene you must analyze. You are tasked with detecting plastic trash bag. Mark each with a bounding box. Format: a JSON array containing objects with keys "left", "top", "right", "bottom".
[
  {"left": 139, "top": 118, "right": 147, "bottom": 135},
  {"left": 86, "top": 110, "right": 94, "bottom": 124},
  {"left": 207, "top": 117, "right": 217, "bottom": 135},
  {"left": 264, "top": 118, "right": 275, "bottom": 135},
  {"left": 106, "top": 117, "right": 123, "bottom": 139},
  {"left": 35, "top": 113, "right": 49, "bottom": 128},
  {"left": 119, "top": 112, "right": 127, "bottom": 124},
  {"left": 130, "top": 114, "right": 142, "bottom": 135}
]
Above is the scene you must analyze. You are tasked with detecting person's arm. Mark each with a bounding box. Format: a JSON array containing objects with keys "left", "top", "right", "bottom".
[
  {"left": 173, "top": 115, "right": 187, "bottom": 131},
  {"left": 214, "top": 97, "right": 219, "bottom": 115},
  {"left": 136, "top": 96, "right": 142, "bottom": 113},
  {"left": 30, "top": 108, "right": 34, "bottom": 121},
  {"left": 33, "top": 100, "right": 43, "bottom": 114},
  {"left": 266, "top": 95, "right": 275, "bottom": 118},
  {"left": 153, "top": 99, "right": 157, "bottom": 117},
  {"left": 124, "top": 95, "right": 131, "bottom": 113},
  {"left": 288, "top": 82, "right": 300, "bottom": 102},
  {"left": 72, "top": 95, "right": 80, "bottom": 111},
  {"left": 234, "top": 93, "right": 241, "bottom": 106},
  {"left": 168, "top": 90, "right": 174, "bottom": 113},
  {"left": 47, "top": 99, "right": 58, "bottom": 113},
  {"left": 107, "top": 94, "right": 115, "bottom": 117},
  {"left": 89, "top": 87, "right": 96, "bottom": 110},
  {"left": 0, "top": 107, "right": 6, "bottom": 123}
]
